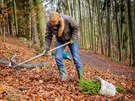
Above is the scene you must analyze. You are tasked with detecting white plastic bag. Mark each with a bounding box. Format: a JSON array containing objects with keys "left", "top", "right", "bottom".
[{"left": 96, "top": 77, "right": 116, "bottom": 96}]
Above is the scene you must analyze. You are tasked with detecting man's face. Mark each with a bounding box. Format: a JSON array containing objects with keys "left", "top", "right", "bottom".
[
  {"left": 50, "top": 19, "right": 60, "bottom": 27},
  {"left": 49, "top": 12, "right": 61, "bottom": 27}
]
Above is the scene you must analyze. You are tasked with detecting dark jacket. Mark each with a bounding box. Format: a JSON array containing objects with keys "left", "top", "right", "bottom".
[{"left": 45, "top": 14, "right": 79, "bottom": 50}]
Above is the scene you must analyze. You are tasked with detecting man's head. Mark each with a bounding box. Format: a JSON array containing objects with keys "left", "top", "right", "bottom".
[{"left": 49, "top": 11, "right": 61, "bottom": 27}]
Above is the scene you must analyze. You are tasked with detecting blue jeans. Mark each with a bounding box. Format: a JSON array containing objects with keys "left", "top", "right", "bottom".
[{"left": 55, "top": 40, "right": 82, "bottom": 68}]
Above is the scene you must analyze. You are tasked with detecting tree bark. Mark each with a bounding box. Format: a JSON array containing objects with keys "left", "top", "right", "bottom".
[
  {"left": 97, "top": 0, "right": 104, "bottom": 54},
  {"left": 31, "top": 4, "right": 39, "bottom": 44},
  {"left": 127, "top": 0, "right": 135, "bottom": 67},
  {"left": 36, "top": 0, "right": 46, "bottom": 47},
  {"left": 8, "top": 0, "right": 14, "bottom": 35},
  {"left": 77, "top": 0, "right": 83, "bottom": 47},
  {"left": 86, "top": 0, "right": 94, "bottom": 51},
  {"left": 107, "top": 0, "right": 111, "bottom": 57},
  {"left": 115, "top": 0, "right": 122, "bottom": 61},
  {"left": 1, "top": 0, "right": 6, "bottom": 42},
  {"left": 13, "top": 0, "right": 18, "bottom": 36},
  {"left": 73, "top": 0, "right": 77, "bottom": 20}
]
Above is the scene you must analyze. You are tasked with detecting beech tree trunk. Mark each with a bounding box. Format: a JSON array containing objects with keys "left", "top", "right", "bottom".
[{"left": 127, "top": 0, "right": 135, "bottom": 67}]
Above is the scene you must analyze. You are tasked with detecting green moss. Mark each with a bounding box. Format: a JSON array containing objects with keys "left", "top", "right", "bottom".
[
  {"left": 78, "top": 79, "right": 101, "bottom": 95},
  {"left": 116, "top": 86, "right": 124, "bottom": 93}
]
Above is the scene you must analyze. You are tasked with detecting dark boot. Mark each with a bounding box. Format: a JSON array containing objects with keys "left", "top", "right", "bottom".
[
  {"left": 76, "top": 67, "right": 83, "bottom": 80},
  {"left": 58, "top": 66, "right": 67, "bottom": 81}
]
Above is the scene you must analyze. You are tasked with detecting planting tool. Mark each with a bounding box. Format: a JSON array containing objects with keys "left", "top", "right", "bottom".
[{"left": 10, "top": 42, "right": 70, "bottom": 67}]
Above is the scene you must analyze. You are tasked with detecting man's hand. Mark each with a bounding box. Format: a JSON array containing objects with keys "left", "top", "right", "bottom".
[
  {"left": 70, "top": 40, "right": 74, "bottom": 44},
  {"left": 42, "top": 50, "right": 48, "bottom": 56},
  {"left": 42, "top": 48, "right": 50, "bottom": 56}
]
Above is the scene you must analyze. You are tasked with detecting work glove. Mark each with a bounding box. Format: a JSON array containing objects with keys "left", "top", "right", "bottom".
[
  {"left": 70, "top": 40, "right": 74, "bottom": 44},
  {"left": 42, "top": 48, "right": 49, "bottom": 56}
]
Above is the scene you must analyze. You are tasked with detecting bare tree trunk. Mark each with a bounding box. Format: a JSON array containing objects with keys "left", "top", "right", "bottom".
[
  {"left": 87, "top": 0, "right": 94, "bottom": 51},
  {"left": 65, "top": 0, "right": 70, "bottom": 15},
  {"left": 77, "top": 0, "right": 83, "bottom": 47},
  {"left": 73, "top": 0, "right": 77, "bottom": 20},
  {"left": 29, "top": 0, "right": 39, "bottom": 45},
  {"left": 1, "top": 0, "right": 6, "bottom": 42},
  {"left": 36, "top": 0, "right": 46, "bottom": 47},
  {"left": 68, "top": 0, "right": 71, "bottom": 16},
  {"left": 31, "top": 9, "right": 39, "bottom": 45},
  {"left": 70, "top": 0, "right": 74, "bottom": 17},
  {"left": 107, "top": 0, "right": 111, "bottom": 57},
  {"left": 127, "top": 0, "right": 135, "bottom": 67},
  {"left": 8, "top": 0, "right": 14, "bottom": 35},
  {"left": 134, "top": 0, "right": 135, "bottom": 30},
  {"left": 115, "top": 0, "right": 122, "bottom": 61},
  {"left": 0, "top": 21, "right": 2, "bottom": 35},
  {"left": 97, "top": 0, "right": 104, "bottom": 54},
  {"left": 6, "top": 16, "right": 10, "bottom": 35},
  {"left": 13, "top": 0, "right": 18, "bottom": 36},
  {"left": 83, "top": 1, "right": 87, "bottom": 49},
  {"left": 29, "top": 13, "right": 32, "bottom": 48},
  {"left": 93, "top": 1, "right": 96, "bottom": 53},
  {"left": 86, "top": 0, "right": 92, "bottom": 49}
]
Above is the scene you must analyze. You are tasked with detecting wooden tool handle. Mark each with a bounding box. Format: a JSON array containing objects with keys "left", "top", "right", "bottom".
[{"left": 16, "top": 42, "right": 70, "bottom": 66}]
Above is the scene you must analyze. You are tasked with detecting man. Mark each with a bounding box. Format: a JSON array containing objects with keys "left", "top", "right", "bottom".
[{"left": 44, "top": 11, "right": 83, "bottom": 81}]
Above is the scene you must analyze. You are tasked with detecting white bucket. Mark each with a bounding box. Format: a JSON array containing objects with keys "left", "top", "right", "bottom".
[{"left": 96, "top": 77, "right": 116, "bottom": 96}]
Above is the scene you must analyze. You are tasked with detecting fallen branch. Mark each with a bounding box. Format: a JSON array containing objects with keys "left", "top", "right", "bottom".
[{"left": 0, "top": 59, "right": 50, "bottom": 69}]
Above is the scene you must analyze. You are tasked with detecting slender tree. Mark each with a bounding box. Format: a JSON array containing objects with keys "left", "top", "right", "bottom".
[
  {"left": 106, "top": 0, "right": 111, "bottom": 57},
  {"left": 97, "top": 0, "right": 104, "bottom": 54},
  {"left": 77, "top": 0, "right": 83, "bottom": 47},
  {"left": 73, "top": 0, "right": 77, "bottom": 20},
  {"left": 1, "top": 0, "right": 6, "bottom": 42},
  {"left": 29, "top": 0, "right": 39, "bottom": 45},
  {"left": 87, "top": 0, "right": 94, "bottom": 51},
  {"left": 8, "top": 0, "right": 14, "bottom": 35},
  {"left": 127, "top": 0, "right": 135, "bottom": 67},
  {"left": 114, "top": 0, "right": 122, "bottom": 61},
  {"left": 13, "top": 0, "right": 18, "bottom": 36},
  {"left": 36, "top": 0, "right": 46, "bottom": 47}
]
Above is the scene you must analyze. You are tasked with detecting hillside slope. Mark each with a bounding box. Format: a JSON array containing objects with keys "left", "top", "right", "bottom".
[{"left": 0, "top": 36, "right": 135, "bottom": 100}]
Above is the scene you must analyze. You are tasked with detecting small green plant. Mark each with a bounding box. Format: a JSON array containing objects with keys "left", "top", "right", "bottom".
[
  {"left": 78, "top": 79, "right": 101, "bottom": 95},
  {"left": 19, "top": 37, "right": 28, "bottom": 42},
  {"left": 15, "top": 49, "right": 19, "bottom": 53},
  {"left": 116, "top": 86, "right": 124, "bottom": 93}
]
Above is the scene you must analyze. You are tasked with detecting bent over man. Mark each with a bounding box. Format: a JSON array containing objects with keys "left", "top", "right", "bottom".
[{"left": 44, "top": 11, "right": 83, "bottom": 81}]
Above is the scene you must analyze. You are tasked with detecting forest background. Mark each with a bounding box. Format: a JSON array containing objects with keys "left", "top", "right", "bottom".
[{"left": 0, "top": 0, "right": 135, "bottom": 67}]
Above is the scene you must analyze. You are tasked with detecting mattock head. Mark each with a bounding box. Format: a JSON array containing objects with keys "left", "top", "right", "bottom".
[{"left": 9, "top": 55, "right": 18, "bottom": 67}]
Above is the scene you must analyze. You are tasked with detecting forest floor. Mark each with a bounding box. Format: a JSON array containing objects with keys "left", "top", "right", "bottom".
[
  {"left": 0, "top": 35, "right": 135, "bottom": 100},
  {"left": 80, "top": 50, "right": 135, "bottom": 80}
]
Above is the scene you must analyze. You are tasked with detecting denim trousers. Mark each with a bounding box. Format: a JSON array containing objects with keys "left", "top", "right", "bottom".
[{"left": 55, "top": 40, "right": 82, "bottom": 68}]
